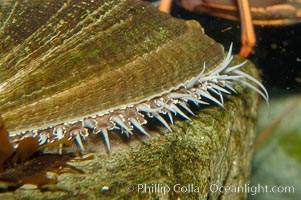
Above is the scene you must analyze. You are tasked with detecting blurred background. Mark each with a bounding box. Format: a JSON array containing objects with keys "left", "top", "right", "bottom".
[{"left": 148, "top": 1, "right": 301, "bottom": 199}]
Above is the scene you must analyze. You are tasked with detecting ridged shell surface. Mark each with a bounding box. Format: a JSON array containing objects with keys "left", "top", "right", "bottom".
[{"left": 0, "top": 0, "right": 224, "bottom": 135}]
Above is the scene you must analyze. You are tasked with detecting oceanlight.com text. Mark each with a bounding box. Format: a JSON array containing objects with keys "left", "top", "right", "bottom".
[{"left": 210, "top": 183, "right": 295, "bottom": 196}]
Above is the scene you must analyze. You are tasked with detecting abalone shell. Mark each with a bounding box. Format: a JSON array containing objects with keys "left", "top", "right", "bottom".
[{"left": 0, "top": 0, "right": 267, "bottom": 152}]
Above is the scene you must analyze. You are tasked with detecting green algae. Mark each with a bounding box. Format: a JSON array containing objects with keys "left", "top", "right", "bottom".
[{"left": 279, "top": 130, "right": 301, "bottom": 164}]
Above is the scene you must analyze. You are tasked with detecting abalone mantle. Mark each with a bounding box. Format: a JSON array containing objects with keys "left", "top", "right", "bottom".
[{"left": 0, "top": 0, "right": 267, "bottom": 152}]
